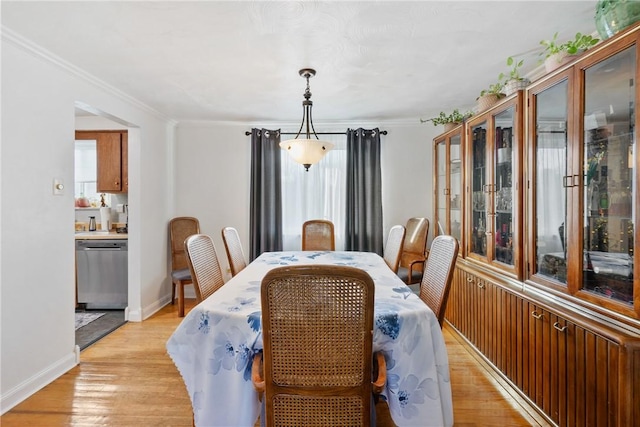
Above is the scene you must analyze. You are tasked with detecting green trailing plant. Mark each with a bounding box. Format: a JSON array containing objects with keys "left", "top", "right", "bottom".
[
  {"left": 478, "top": 81, "right": 505, "bottom": 99},
  {"left": 540, "top": 31, "right": 599, "bottom": 59},
  {"left": 564, "top": 32, "right": 599, "bottom": 55},
  {"left": 539, "top": 31, "right": 564, "bottom": 58},
  {"left": 499, "top": 56, "right": 525, "bottom": 83},
  {"left": 420, "top": 109, "right": 473, "bottom": 126}
]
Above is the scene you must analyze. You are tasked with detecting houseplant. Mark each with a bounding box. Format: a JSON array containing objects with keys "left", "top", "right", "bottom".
[
  {"left": 476, "top": 81, "right": 505, "bottom": 113},
  {"left": 595, "top": 0, "right": 640, "bottom": 40},
  {"left": 540, "top": 31, "right": 599, "bottom": 73},
  {"left": 499, "top": 56, "right": 530, "bottom": 96},
  {"left": 421, "top": 109, "right": 472, "bottom": 131}
]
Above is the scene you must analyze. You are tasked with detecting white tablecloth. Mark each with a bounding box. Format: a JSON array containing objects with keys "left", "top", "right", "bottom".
[{"left": 166, "top": 251, "right": 453, "bottom": 426}]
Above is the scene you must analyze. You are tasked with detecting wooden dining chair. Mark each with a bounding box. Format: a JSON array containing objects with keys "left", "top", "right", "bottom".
[
  {"left": 184, "top": 234, "right": 225, "bottom": 302},
  {"left": 252, "top": 265, "right": 386, "bottom": 426},
  {"left": 419, "top": 235, "right": 459, "bottom": 327},
  {"left": 397, "top": 217, "right": 430, "bottom": 284},
  {"left": 221, "top": 226, "right": 247, "bottom": 277},
  {"left": 169, "top": 216, "right": 200, "bottom": 317},
  {"left": 301, "top": 219, "right": 335, "bottom": 251},
  {"left": 383, "top": 225, "right": 406, "bottom": 273}
]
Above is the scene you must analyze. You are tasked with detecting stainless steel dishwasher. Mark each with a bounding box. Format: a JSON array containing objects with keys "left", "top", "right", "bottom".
[{"left": 76, "top": 239, "right": 128, "bottom": 309}]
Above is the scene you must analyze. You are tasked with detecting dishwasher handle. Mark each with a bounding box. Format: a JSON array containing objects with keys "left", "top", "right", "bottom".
[
  {"left": 79, "top": 247, "right": 126, "bottom": 251},
  {"left": 76, "top": 240, "right": 128, "bottom": 251}
]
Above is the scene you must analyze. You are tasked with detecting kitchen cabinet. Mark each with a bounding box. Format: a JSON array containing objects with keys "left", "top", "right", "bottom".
[
  {"left": 433, "top": 124, "right": 463, "bottom": 245},
  {"left": 75, "top": 130, "right": 128, "bottom": 193}
]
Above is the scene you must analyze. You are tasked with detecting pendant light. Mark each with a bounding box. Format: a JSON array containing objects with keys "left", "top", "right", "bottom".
[{"left": 279, "top": 68, "right": 334, "bottom": 171}]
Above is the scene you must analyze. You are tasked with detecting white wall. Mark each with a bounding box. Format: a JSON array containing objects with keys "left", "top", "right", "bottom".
[
  {"left": 174, "top": 123, "right": 251, "bottom": 280},
  {"left": 1, "top": 32, "right": 175, "bottom": 412},
  {"left": 173, "top": 121, "right": 440, "bottom": 278}
]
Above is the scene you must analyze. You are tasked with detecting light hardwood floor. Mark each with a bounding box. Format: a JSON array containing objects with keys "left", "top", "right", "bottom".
[{"left": 1, "top": 299, "right": 550, "bottom": 426}]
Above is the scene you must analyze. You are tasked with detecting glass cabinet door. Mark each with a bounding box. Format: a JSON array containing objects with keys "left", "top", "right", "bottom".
[
  {"left": 529, "top": 76, "right": 571, "bottom": 288},
  {"left": 435, "top": 138, "right": 448, "bottom": 236},
  {"left": 581, "top": 46, "right": 635, "bottom": 307},
  {"left": 434, "top": 127, "right": 463, "bottom": 248},
  {"left": 493, "top": 108, "right": 515, "bottom": 266},
  {"left": 469, "top": 122, "right": 488, "bottom": 257},
  {"left": 450, "top": 134, "right": 462, "bottom": 242}
]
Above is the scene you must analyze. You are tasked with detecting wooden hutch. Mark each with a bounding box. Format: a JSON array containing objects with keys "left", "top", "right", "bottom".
[{"left": 434, "top": 24, "right": 640, "bottom": 427}]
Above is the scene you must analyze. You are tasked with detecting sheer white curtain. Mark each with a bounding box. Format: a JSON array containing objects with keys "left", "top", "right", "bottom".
[
  {"left": 281, "top": 134, "right": 346, "bottom": 250},
  {"left": 536, "top": 131, "right": 567, "bottom": 254}
]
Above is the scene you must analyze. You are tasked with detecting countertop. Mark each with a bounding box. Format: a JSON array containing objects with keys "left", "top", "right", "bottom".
[{"left": 75, "top": 231, "right": 128, "bottom": 240}]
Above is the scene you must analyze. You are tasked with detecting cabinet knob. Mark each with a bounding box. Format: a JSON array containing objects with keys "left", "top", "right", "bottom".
[{"left": 477, "top": 282, "right": 485, "bottom": 289}]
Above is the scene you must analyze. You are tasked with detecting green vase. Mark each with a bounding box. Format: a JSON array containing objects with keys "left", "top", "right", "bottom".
[{"left": 595, "top": 0, "right": 640, "bottom": 40}]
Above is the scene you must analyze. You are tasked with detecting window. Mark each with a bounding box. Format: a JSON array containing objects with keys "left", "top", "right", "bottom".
[
  {"left": 74, "top": 139, "right": 110, "bottom": 207},
  {"left": 281, "top": 134, "right": 346, "bottom": 250}
]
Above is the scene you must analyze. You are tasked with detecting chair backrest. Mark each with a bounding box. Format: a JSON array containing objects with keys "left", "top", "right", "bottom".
[
  {"left": 383, "top": 225, "right": 406, "bottom": 273},
  {"left": 184, "top": 234, "right": 225, "bottom": 302},
  {"left": 399, "top": 217, "right": 429, "bottom": 269},
  {"left": 301, "top": 219, "right": 335, "bottom": 251},
  {"left": 419, "top": 235, "right": 459, "bottom": 327},
  {"left": 169, "top": 217, "right": 200, "bottom": 271},
  {"left": 260, "top": 265, "right": 375, "bottom": 426},
  {"left": 221, "top": 226, "right": 247, "bottom": 277}
]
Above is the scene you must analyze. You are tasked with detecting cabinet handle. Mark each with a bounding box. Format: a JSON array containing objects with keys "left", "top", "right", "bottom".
[
  {"left": 531, "top": 311, "right": 543, "bottom": 319},
  {"left": 562, "top": 175, "right": 573, "bottom": 188},
  {"left": 477, "top": 282, "right": 485, "bottom": 289},
  {"left": 466, "top": 277, "right": 474, "bottom": 283},
  {"left": 553, "top": 322, "right": 567, "bottom": 332},
  {"left": 482, "top": 184, "right": 492, "bottom": 193},
  {"left": 443, "top": 188, "right": 450, "bottom": 195}
]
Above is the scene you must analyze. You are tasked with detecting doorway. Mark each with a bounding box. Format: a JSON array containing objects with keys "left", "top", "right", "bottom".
[{"left": 74, "top": 104, "right": 132, "bottom": 350}]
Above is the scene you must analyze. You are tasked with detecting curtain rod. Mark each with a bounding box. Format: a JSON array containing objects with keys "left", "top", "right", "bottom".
[{"left": 244, "top": 130, "right": 388, "bottom": 136}]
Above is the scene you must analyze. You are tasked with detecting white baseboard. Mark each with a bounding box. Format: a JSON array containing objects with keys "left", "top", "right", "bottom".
[
  {"left": 0, "top": 350, "right": 77, "bottom": 415},
  {"left": 141, "top": 294, "right": 173, "bottom": 320},
  {"left": 128, "top": 290, "right": 194, "bottom": 322}
]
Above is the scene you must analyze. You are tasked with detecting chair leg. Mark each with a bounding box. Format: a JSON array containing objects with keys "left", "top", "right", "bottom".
[
  {"left": 178, "top": 282, "right": 185, "bottom": 317},
  {"left": 171, "top": 281, "right": 176, "bottom": 305},
  {"left": 407, "top": 266, "right": 416, "bottom": 285}
]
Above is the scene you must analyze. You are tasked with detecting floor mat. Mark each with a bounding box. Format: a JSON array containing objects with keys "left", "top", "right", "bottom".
[
  {"left": 75, "top": 310, "right": 127, "bottom": 350},
  {"left": 75, "top": 312, "right": 105, "bottom": 330}
]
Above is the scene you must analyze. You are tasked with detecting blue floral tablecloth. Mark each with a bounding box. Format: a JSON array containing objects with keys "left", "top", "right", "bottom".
[{"left": 166, "top": 251, "right": 453, "bottom": 426}]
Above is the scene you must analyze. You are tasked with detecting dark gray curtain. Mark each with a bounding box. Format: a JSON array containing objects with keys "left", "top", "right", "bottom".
[
  {"left": 250, "top": 128, "right": 283, "bottom": 260},
  {"left": 344, "top": 128, "right": 384, "bottom": 255}
]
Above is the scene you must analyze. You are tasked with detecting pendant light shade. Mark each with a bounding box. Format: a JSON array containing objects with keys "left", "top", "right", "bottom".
[{"left": 280, "top": 68, "right": 334, "bottom": 171}]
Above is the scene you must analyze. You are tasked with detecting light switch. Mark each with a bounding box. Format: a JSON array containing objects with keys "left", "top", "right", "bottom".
[{"left": 53, "top": 178, "right": 65, "bottom": 195}]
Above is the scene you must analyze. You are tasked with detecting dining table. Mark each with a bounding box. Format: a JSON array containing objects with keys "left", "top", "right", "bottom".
[{"left": 166, "top": 250, "right": 454, "bottom": 426}]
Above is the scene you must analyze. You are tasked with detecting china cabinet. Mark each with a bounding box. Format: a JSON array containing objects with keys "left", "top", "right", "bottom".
[
  {"left": 438, "top": 22, "right": 640, "bottom": 427},
  {"left": 433, "top": 125, "right": 463, "bottom": 246},
  {"left": 526, "top": 28, "right": 638, "bottom": 322},
  {"left": 465, "top": 91, "right": 524, "bottom": 279}
]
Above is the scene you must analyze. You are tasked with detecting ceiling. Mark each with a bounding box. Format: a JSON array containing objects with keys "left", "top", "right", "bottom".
[{"left": 1, "top": 1, "right": 600, "bottom": 124}]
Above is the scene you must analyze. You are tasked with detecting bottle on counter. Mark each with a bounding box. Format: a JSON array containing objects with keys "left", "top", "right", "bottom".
[{"left": 88, "top": 216, "right": 97, "bottom": 231}]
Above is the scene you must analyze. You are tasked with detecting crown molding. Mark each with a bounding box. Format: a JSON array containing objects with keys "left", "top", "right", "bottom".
[{"left": 1, "top": 26, "right": 174, "bottom": 125}]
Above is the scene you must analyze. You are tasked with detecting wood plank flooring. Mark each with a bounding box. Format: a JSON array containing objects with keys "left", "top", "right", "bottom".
[{"left": 1, "top": 299, "right": 550, "bottom": 426}]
